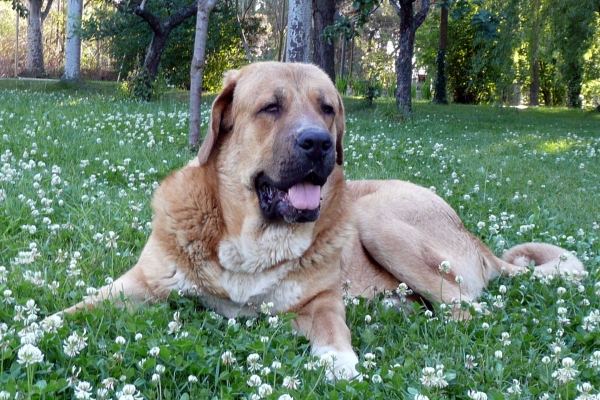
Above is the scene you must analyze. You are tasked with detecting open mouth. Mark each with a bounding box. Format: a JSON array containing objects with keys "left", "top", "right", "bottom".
[{"left": 256, "top": 172, "right": 325, "bottom": 223}]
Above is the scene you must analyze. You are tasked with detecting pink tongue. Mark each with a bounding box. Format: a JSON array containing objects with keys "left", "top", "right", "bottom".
[{"left": 288, "top": 182, "right": 321, "bottom": 210}]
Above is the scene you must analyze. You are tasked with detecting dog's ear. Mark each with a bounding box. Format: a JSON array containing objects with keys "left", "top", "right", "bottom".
[
  {"left": 335, "top": 92, "right": 345, "bottom": 166},
  {"left": 197, "top": 69, "right": 240, "bottom": 165}
]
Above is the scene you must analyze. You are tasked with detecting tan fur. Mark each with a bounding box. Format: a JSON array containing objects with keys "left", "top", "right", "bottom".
[{"left": 57, "top": 62, "right": 584, "bottom": 380}]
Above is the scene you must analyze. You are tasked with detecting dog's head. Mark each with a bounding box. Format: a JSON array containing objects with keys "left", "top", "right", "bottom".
[{"left": 198, "top": 62, "right": 345, "bottom": 224}]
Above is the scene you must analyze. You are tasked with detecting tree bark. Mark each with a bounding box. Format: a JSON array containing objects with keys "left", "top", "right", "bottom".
[
  {"left": 236, "top": 0, "right": 254, "bottom": 62},
  {"left": 390, "top": 0, "right": 431, "bottom": 119},
  {"left": 134, "top": 0, "right": 198, "bottom": 98},
  {"left": 286, "top": 0, "right": 312, "bottom": 63},
  {"left": 63, "top": 0, "right": 83, "bottom": 81},
  {"left": 432, "top": 0, "right": 448, "bottom": 104},
  {"left": 189, "top": 0, "right": 219, "bottom": 149},
  {"left": 25, "top": 0, "right": 53, "bottom": 76},
  {"left": 529, "top": 0, "right": 541, "bottom": 106},
  {"left": 312, "top": 0, "right": 335, "bottom": 81}
]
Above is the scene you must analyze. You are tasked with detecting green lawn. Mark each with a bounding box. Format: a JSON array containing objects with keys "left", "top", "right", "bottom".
[{"left": 0, "top": 83, "right": 599, "bottom": 399}]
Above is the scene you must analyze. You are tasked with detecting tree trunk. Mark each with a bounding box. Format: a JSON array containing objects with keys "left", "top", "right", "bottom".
[
  {"left": 286, "top": 0, "right": 312, "bottom": 63},
  {"left": 26, "top": 0, "right": 45, "bottom": 76},
  {"left": 312, "top": 0, "right": 335, "bottom": 81},
  {"left": 432, "top": 1, "right": 448, "bottom": 104},
  {"left": 390, "top": 0, "right": 430, "bottom": 119},
  {"left": 236, "top": 0, "right": 254, "bottom": 62},
  {"left": 63, "top": 0, "right": 83, "bottom": 81},
  {"left": 277, "top": 0, "right": 286, "bottom": 61},
  {"left": 144, "top": 32, "right": 170, "bottom": 83},
  {"left": 189, "top": 0, "right": 219, "bottom": 149},
  {"left": 134, "top": 0, "right": 198, "bottom": 100},
  {"left": 529, "top": 0, "right": 541, "bottom": 106}
]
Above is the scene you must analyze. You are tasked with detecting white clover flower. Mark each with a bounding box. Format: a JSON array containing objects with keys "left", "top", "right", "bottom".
[
  {"left": 260, "top": 301, "right": 274, "bottom": 315},
  {"left": 271, "top": 360, "right": 282, "bottom": 370},
  {"left": 589, "top": 351, "right": 600, "bottom": 368},
  {"left": 465, "top": 354, "right": 478, "bottom": 370},
  {"left": 221, "top": 350, "right": 236, "bottom": 365},
  {"left": 134, "top": 333, "right": 143, "bottom": 341},
  {"left": 247, "top": 374, "right": 262, "bottom": 387},
  {"left": 41, "top": 314, "right": 63, "bottom": 333},
  {"left": 155, "top": 364, "right": 165, "bottom": 374},
  {"left": 494, "top": 350, "right": 503, "bottom": 359},
  {"left": 188, "top": 375, "right": 198, "bottom": 383},
  {"left": 500, "top": 332, "right": 511, "bottom": 346},
  {"left": 498, "top": 285, "right": 507, "bottom": 294},
  {"left": 365, "top": 314, "right": 372, "bottom": 323},
  {"left": 268, "top": 315, "right": 279, "bottom": 327},
  {"left": 278, "top": 394, "right": 294, "bottom": 400},
  {"left": 63, "top": 330, "right": 88, "bottom": 357},
  {"left": 258, "top": 383, "right": 273, "bottom": 397},
  {"left": 372, "top": 374, "right": 383, "bottom": 383},
  {"left": 414, "top": 394, "right": 430, "bottom": 400},
  {"left": 115, "top": 336, "right": 126, "bottom": 346},
  {"left": 149, "top": 346, "right": 160, "bottom": 357},
  {"left": 117, "top": 383, "right": 143, "bottom": 400},
  {"left": 97, "top": 388, "right": 109, "bottom": 399},
  {"left": 542, "top": 356, "right": 551, "bottom": 364},
  {"left": 282, "top": 375, "right": 301, "bottom": 390},
  {"left": 552, "top": 357, "right": 579, "bottom": 384},
  {"left": 74, "top": 381, "right": 93, "bottom": 400},
  {"left": 17, "top": 343, "right": 44, "bottom": 366},
  {"left": 467, "top": 390, "right": 488, "bottom": 400},
  {"left": 227, "top": 318, "right": 236, "bottom": 327},
  {"left": 363, "top": 352, "right": 376, "bottom": 369},
  {"left": 247, "top": 353, "right": 262, "bottom": 372},
  {"left": 439, "top": 261, "right": 451, "bottom": 274}
]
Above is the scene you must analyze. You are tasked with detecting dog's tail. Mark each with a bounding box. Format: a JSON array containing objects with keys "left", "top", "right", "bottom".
[{"left": 495, "top": 242, "right": 585, "bottom": 277}]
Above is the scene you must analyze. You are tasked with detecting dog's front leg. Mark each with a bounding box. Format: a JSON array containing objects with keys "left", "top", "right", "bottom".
[
  {"left": 292, "top": 290, "right": 359, "bottom": 380},
  {"left": 59, "top": 265, "right": 156, "bottom": 315},
  {"left": 56, "top": 234, "right": 172, "bottom": 316}
]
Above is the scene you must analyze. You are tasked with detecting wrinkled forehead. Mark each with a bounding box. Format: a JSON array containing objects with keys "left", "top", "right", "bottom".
[{"left": 233, "top": 64, "right": 339, "bottom": 107}]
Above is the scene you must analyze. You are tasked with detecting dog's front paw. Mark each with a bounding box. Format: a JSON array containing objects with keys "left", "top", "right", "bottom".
[{"left": 315, "top": 348, "right": 359, "bottom": 381}]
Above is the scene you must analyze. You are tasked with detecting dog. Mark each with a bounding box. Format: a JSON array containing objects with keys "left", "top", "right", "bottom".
[{"left": 57, "top": 61, "right": 584, "bottom": 379}]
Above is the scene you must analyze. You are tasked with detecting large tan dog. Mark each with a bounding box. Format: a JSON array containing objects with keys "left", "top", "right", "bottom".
[{"left": 59, "top": 62, "right": 584, "bottom": 379}]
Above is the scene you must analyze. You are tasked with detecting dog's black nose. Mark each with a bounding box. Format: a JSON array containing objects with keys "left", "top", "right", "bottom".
[{"left": 296, "top": 130, "right": 333, "bottom": 160}]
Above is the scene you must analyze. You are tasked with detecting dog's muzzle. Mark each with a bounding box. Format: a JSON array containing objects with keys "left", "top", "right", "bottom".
[{"left": 255, "top": 129, "right": 335, "bottom": 223}]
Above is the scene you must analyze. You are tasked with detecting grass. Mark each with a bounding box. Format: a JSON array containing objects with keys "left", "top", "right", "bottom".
[{"left": 0, "top": 83, "right": 599, "bottom": 400}]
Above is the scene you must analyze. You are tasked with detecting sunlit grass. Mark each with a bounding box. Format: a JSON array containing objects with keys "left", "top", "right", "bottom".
[{"left": 0, "top": 89, "right": 599, "bottom": 399}]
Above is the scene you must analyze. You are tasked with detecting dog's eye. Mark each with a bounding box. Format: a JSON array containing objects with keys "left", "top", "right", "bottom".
[
  {"left": 321, "top": 104, "right": 335, "bottom": 115},
  {"left": 260, "top": 103, "right": 280, "bottom": 115}
]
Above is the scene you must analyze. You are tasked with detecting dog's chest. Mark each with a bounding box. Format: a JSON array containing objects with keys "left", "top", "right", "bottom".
[{"left": 182, "top": 223, "right": 313, "bottom": 317}]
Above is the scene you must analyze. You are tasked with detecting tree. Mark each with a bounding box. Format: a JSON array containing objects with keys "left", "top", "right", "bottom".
[
  {"left": 286, "top": 0, "right": 312, "bottom": 62},
  {"left": 528, "top": 0, "right": 542, "bottom": 106},
  {"left": 312, "top": 0, "right": 336, "bottom": 81},
  {"left": 134, "top": 0, "right": 199, "bottom": 100},
  {"left": 432, "top": 0, "right": 448, "bottom": 104},
  {"left": 24, "top": 0, "right": 54, "bottom": 76},
  {"left": 390, "top": 0, "right": 431, "bottom": 119},
  {"left": 235, "top": 0, "right": 255, "bottom": 61},
  {"left": 550, "top": 0, "right": 597, "bottom": 108},
  {"left": 63, "top": 0, "right": 83, "bottom": 81},
  {"left": 189, "top": 0, "right": 218, "bottom": 149}
]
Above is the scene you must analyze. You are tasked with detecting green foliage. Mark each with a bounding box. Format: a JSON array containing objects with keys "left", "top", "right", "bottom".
[
  {"left": 82, "top": 0, "right": 254, "bottom": 95},
  {"left": 336, "top": 77, "right": 349, "bottom": 95},
  {"left": 416, "top": 0, "right": 599, "bottom": 107},
  {"left": 549, "top": 0, "right": 598, "bottom": 108}
]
